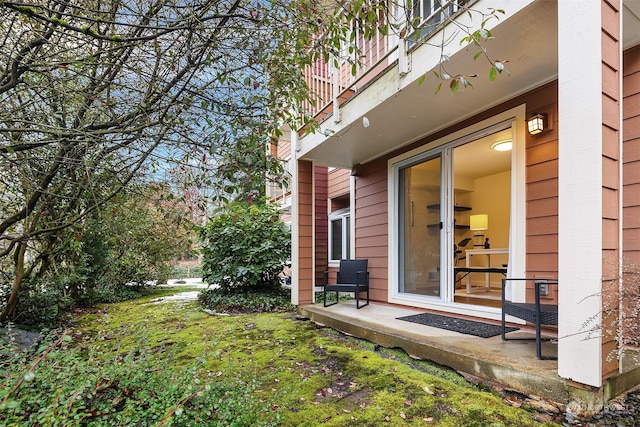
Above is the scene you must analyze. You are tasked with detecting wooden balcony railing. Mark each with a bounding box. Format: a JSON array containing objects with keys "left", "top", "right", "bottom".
[
  {"left": 301, "top": 0, "right": 470, "bottom": 124},
  {"left": 302, "top": 17, "right": 395, "bottom": 123}
]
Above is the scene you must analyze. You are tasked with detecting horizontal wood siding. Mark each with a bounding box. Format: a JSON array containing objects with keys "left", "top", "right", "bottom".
[
  {"left": 315, "top": 167, "right": 329, "bottom": 285},
  {"left": 355, "top": 158, "right": 388, "bottom": 302},
  {"left": 374, "top": 84, "right": 561, "bottom": 303},
  {"left": 622, "top": 44, "right": 640, "bottom": 357},
  {"left": 336, "top": 83, "right": 563, "bottom": 304},
  {"left": 501, "top": 90, "right": 557, "bottom": 306},
  {"left": 600, "top": 0, "right": 621, "bottom": 381},
  {"left": 297, "top": 160, "right": 314, "bottom": 305},
  {"left": 623, "top": 45, "right": 640, "bottom": 256},
  {"left": 328, "top": 168, "right": 351, "bottom": 198},
  {"left": 524, "top": 85, "right": 559, "bottom": 304}
]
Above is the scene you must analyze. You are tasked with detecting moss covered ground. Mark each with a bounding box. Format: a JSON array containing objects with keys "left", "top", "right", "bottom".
[{"left": 73, "top": 287, "right": 560, "bottom": 426}]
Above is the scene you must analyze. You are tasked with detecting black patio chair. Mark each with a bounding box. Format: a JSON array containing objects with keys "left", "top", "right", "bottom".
[
  {"left": 323, "top": 259, "right": 369, "bottom": 309},
  {"left": 501, "top": 278, "right": 558, "bottom": 360}
]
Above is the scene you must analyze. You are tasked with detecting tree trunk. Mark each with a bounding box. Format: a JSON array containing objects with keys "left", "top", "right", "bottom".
[{"left": 0, "top": 242, "right": 27, "bottom": 322}]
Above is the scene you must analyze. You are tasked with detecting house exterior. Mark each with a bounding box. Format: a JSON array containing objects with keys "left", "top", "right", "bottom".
[{"left": 272, "top": 0, "right": 640, "bottom": 406}]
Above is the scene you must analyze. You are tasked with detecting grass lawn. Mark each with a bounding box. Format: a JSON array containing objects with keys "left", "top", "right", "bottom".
[{"left": 3, "top": 287, "right": 560, "bottom": 426}]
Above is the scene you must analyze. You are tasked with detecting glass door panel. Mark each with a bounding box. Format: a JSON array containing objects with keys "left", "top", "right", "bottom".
[
  {"left": 399, "top": 155, "right": 442, "bottom": 297},
  {"left": 451, "top": 135, "right": 512, "bottom": 308}
]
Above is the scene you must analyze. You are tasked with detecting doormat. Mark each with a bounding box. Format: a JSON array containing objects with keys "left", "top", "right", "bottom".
[{"left": 396, "top": 312, "right": 518, "bottom": 338}]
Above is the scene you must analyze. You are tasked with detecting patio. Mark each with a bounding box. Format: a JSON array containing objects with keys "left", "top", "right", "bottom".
[{"left": 297, "top": 301, "right": 567, "bottom": 404}]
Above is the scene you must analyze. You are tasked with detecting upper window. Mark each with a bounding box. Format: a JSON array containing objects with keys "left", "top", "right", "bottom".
[
  {"left": 329, "top": 207, "right": 351, "bottom": 261},
  {"left": 404, "top": 0, "right": 464, "bottom": 45}
]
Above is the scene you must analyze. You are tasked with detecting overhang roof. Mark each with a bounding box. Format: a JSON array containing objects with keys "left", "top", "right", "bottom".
[{"left": 297, "top": 0, "right": 640, "bottom": 170}]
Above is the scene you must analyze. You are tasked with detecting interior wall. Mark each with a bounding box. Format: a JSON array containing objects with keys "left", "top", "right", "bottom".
[{"left": 469, "top": 170, "right": 511, "bottom": 250}]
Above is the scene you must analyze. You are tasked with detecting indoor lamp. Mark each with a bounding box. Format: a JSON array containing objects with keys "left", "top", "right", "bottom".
[{"left": 470, "top": 214, "right": 488, "bottom": 247}]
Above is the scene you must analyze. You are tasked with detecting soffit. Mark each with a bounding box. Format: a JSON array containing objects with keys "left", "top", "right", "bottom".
[
  {"left": 624, "top": 0, "right": 640, "bottom": 49},
  {"left": 298, "top": 1, "right": 557, "bottom": 170}
]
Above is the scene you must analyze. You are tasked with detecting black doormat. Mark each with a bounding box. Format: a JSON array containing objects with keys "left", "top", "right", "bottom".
[{"left": 397, "top": 312, "right": 518, "bottom": 338}]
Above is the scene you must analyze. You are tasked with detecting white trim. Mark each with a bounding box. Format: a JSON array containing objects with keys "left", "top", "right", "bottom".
[
  {"left": 617, "top": 0, "right": 625, "bottom": 371},
  {"left": 328, "top": 209, "right": 351, "bottom": 263},
  {"left": 291, "top": 132, "right": 300, "bottom": 306},
  {"left": 387, "top": 106, "right": 527, "bottom": 317},
  {"left": 557, "top": 1, "right": 603, "bottom": 387},
  {"left": 350, "top": 174, "right": 356, "bottom": 258},
  {"left": 510, "top": 116, "right": 528, "bottom": 303},
  {"left": 311, "top": 162, "right": 316, "bottom": 303}
]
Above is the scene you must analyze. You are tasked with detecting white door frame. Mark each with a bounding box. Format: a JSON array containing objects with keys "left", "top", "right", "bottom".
[{"left": 387, "top": 105, "right": 527, "bottom": 320}]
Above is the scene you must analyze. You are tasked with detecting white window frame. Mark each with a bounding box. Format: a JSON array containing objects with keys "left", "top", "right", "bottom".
[
  {"left": 401, "top": 0, "right": 465, "bottom": 46},
  {"left": 328, "top": 208, "right": 351, "bottom": 264}
]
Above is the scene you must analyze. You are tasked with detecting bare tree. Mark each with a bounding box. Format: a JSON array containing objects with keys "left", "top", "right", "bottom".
[
  {"left": 0, "top": 0, "right": 346, "bottom": 320},
  {"left": 0, "top": 0, "right": 505, "bottom": 321}
]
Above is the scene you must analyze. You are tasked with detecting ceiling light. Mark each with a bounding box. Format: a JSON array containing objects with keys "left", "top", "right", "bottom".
[{"left": 491, "top": 140, "right": 512, "bottom": 151}]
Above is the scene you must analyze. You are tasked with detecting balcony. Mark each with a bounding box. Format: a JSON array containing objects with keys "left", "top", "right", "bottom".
[
  {"left": 302, "top": 0, "right": 471, "bottom": 122},
  {"left": 297, "top": 0, "right": 558, "bottom": 170}
]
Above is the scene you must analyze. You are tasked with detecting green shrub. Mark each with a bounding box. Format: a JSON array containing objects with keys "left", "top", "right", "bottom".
[
  {"left": 199, "top": 200, "right": 290, "bottom": 292},
  {"left": 0, "top": 331, "right": 280, "bottom": 426},
  {"left": 11, "top": 281, "right": 74, "bottom": 330},
  {"left": 199, "top": 287, "right": 295, "bottom": 314}
]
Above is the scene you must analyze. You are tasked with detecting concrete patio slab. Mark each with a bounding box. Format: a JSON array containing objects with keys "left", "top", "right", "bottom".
[{"left": 297, "top": 301, "right": 567, "bottom": 404}]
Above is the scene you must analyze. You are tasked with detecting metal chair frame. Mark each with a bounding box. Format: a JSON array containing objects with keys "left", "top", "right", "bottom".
[
  {"left": 501, "top": 278, "right": 558, "bottom": 360},
  {"left": 323, "top": 259, "right": 369, "bottom": 309}
]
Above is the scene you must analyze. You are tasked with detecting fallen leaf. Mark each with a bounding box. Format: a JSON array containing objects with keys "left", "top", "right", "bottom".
[{"left": 400, "top": 411, "right": 406, "bottom": 419}]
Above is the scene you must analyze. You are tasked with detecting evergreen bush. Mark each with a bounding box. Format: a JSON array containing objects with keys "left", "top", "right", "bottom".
[{"left": 199, "top": 201, "right": 290, "bottom": 293}]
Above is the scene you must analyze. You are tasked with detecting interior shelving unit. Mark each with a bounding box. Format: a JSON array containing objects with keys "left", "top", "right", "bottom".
[{"left": 426, "top": 204, "right": 472, "bottom": 229}]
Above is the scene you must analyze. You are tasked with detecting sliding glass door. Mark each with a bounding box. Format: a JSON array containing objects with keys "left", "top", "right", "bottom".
[
  {"left": 395, "top": 124, "right": 513, "bottom": 308},
  {"left": 398, "top": 154, "right": 443, "bottom": 297}
]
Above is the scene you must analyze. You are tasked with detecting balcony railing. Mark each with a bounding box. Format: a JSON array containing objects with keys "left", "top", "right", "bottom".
[
  {"left": 302, "top": 11, "right": 395, "bottom": 122},
  {"left": 301, "top": 0, "right": 470, "bottom": 124}
]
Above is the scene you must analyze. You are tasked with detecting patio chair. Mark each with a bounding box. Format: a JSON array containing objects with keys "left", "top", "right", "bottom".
[
  {"left": 501, "top": 278, "right": 558, "bottom": 360},
  {"left": 323, "top": 259, "right": 369, "bottom": 309}
]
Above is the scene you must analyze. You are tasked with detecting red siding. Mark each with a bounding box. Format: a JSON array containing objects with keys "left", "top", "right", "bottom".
[
  {"left": 328, "top": 168, "right": 351, "bottom": 199},
  {"left": 297, "top": 160, "right": 314, "bottom": 305},
  {"left": 623, "top": 45, "right": 640, "bottom": 256},
  {"left": 338, "top": 83, "right": 563, "bottom": 304},
  {"left": 622, "top": 43, "right": 640, "bottom": 357},
  {"left": 600, "top": 0, "right": 622, "bottom": 380},
  {"left": 315, "top": 167, "right": 329, "bottom": 285},
  {"left": 354, "top": 158, "right": 389, "bottom": 302},
  {"left": 524, "top": 85, "right": 559, "bottom": 283}
]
